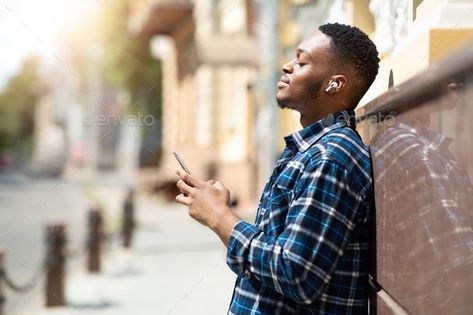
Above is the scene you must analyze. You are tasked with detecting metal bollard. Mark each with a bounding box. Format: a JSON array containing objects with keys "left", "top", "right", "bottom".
[
  {"left": 0, "top": 249, "right": 4, "bottom": 315},
  {"left": 87, "top": 208, "right": 103, "bottom": 273},
  {"left": 122, "top": 190, "right": 135, "bottom": 248},
  {"left": 45, "top": 223, "right": 66, "bottom": 307}
]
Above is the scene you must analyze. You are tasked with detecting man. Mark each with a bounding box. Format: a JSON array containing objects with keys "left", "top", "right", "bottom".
[{"left": 175, "top": 23, "right": 380, "bottom": 314}]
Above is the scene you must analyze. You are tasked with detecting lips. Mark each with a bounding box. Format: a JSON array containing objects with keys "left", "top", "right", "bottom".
[
  {"left": 279, "top": 75, "right": 290, "bottom": 84},
  {"left": 277, "top": 75, "right": 290, "bottom": 88}
]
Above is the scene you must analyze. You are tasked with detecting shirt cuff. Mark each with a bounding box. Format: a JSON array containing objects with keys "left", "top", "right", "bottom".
[{"left": 226, "top": 220, "right": 260, "bottom": 278}]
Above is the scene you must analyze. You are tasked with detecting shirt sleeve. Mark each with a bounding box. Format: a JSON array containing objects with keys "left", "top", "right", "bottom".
[{"left": 226, "top": 159, "right": 366, "bottom": 304}]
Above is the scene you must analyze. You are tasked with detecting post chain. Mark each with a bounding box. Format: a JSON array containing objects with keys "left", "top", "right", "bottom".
[{"left": 0, "top": 259, "right": 45, "bottom": 293}]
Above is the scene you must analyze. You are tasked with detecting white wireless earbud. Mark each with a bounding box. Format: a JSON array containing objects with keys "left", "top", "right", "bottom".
[{"left": 325, "top": 82, "right": 339, "bottom": 92}]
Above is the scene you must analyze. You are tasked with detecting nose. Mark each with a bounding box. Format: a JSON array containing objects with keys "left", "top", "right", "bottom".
[{"left": 282, "top": 58, "right": 295, "bottom": 74}]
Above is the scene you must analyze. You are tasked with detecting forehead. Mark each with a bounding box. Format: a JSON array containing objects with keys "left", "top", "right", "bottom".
[{"left": 297, "top": 31, "right": 332, "bottom": 58}]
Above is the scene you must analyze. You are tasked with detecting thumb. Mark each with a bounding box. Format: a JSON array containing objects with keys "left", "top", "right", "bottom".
[{"left": 214, "top": 181, "right": 227, "bottom": 190}]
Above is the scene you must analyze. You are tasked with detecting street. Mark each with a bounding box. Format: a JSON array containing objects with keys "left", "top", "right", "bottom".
[
  {"left": 0, "top": 174, "right": 91, "bottom": 315},
  {"left": 32, "top": 189, "right": 237, "bottom": 315}
]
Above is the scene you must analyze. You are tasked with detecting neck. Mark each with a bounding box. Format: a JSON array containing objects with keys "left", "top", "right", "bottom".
[
  {"left": 299, "top": 107, "right": 339, "bottom": 128},
  {"left": 300, "top": 113, "right": 323, "bottom": 128}
]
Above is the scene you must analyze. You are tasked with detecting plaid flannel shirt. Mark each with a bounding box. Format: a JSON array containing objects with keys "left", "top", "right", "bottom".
[{"left": 226, "top": 109, "right": 373, "bottom": 315}]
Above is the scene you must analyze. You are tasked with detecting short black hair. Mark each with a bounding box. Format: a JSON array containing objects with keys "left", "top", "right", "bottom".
[{"left": 319, "top": 23, "right": 380, "bottom": 104}]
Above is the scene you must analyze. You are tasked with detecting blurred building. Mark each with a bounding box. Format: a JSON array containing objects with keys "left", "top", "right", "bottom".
[
  {"left": 363, "top": 0, "right": 473, "bottom": 97},
  {"left": 30, "top": 80, "right": 66, "bottom": 177},
  {"left": 276, "top": 0, "right": 472, "bottom": 135},
  {"left": 129, "top": 0, "right": 473, "bottom": 207},
  {"left": 357, "top": 0, "right": 473, "bottom": 148},
  {"left": 30, "top": 38, "right": 142, "bottom": 180},
  {"left": 129, "top": 0, "right": 258, "bottom": 205}
]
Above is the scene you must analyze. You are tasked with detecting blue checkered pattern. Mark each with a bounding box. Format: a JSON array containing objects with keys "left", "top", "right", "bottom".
[{"left": 226, "top": 109, "right": 373, "bottom": 315}]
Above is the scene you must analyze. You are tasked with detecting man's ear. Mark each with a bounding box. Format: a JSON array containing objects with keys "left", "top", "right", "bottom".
[{"left": 325, "top": 75, "right": 347, "bottom": 94}]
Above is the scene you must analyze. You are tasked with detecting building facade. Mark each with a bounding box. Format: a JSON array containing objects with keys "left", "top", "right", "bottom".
[
  {"left": 129, "top": 0, "right": 473, "bottom": 208},
  {"left": 130, "top": 0, "right": 258, "bottom": 206}
]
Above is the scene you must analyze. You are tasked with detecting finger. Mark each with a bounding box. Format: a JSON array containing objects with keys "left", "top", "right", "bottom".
[
  {"left": 214, "top": 181, "right": 226, "bottom": 190},
  {"left": 176, "top": 169, "right": 204, "bottom": 188},
  {"left": 175, "top": 193, "right": 191, "bottom": 206},
  {"left": 176, "top": 179, "right": 194, "bottom": 195},
  {"left": 206, "top": 179, "right": 216, "bottom": 185}
]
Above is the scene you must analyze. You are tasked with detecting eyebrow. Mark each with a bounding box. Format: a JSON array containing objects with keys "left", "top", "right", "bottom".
[{"left": 296, "top": 48, "right": 312, "bottom": 58}]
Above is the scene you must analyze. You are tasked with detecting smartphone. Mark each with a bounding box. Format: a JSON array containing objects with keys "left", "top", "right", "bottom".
[{"left": 173, "top": 151, "right": 192, "bottom": 174}]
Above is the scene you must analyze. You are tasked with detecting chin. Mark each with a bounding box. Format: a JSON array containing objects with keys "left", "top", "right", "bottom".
[
  {"left": 276, "top": 93, "right": 290, "bottom": 109},
  {"left": 276, "top": 99, "right": 289, "bottom": 109}
]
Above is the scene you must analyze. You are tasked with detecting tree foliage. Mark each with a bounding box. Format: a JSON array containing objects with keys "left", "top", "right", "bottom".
[
  {"left": 0, "top": 56, "right": 40, "bottom": 154},
  {"left": 99, "top": 0, "right": 162, "bottom": 120}
]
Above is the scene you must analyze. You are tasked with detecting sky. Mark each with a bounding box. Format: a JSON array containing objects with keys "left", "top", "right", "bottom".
[{"left": 0, "top": 0, "right": 97, "bottom": 90}]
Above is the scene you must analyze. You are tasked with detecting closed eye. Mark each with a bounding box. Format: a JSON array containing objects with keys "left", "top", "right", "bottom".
[{"left": 295, "top": 56, "right": 306, "bottom": 67}]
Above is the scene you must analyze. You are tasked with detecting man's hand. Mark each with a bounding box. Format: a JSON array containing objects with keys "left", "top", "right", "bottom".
[{"left": 175, "top": 169, "right": 241, "bottom": 246}]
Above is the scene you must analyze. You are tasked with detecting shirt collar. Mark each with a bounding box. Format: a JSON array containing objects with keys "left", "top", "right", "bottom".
[{"left": 284, "top": 109, "right": 356, "bottom": 153}]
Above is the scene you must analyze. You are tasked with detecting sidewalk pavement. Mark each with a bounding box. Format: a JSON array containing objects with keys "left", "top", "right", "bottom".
[{"left": 31, "top": 192, "right": 238, "bottom": 315}]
